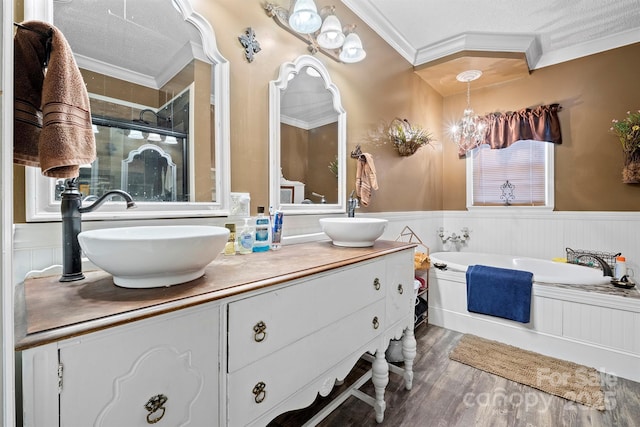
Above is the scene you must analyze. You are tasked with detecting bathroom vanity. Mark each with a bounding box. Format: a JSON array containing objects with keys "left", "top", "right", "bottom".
[{"left": 15, "top": 240, "right": 416, "bottom": 426}]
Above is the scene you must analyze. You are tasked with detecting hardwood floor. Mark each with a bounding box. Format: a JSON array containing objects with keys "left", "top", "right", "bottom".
[{"left": 269, "top": 325, "right": 640, "bottom": 427}]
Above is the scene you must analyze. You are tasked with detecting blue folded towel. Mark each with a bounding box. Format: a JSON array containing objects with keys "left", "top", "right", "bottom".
[{"left": 466, "top": 264, "right": 533, "bottom": 323}]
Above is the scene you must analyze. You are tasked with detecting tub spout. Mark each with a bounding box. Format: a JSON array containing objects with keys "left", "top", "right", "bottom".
[{"left": 575, "top": 254, "right": 613, "bottom": 277}]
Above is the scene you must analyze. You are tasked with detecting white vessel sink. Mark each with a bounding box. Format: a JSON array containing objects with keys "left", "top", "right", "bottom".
[
  {"left": 319, "top": 217, "right": 388, "bottom": 247},
  {"left": 78, "top": 225, "right": 229, "bottom": 288}
]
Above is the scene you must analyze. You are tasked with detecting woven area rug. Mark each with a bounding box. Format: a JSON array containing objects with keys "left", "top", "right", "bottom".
[{"left": 450, "top": 334, "right": 605, "bottom": 410}]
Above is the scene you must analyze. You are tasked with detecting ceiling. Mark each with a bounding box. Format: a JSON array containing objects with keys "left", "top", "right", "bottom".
[
  {"left": 342, "top": 0, "right": 640, "bottom": 95},
  {"left": 53, "top": 0, "right": 205, "bottom": 89},
  {"left": 52, "top": 0, "right": 640, "bottom": 114}
]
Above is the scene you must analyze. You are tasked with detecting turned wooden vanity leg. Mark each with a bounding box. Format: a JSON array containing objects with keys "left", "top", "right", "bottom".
[
  {"left": 402, "top": 326, "right": 417, "bottom": 390},
  {"left": 371, "top": 349, "right": 389, "bottom": 423}
]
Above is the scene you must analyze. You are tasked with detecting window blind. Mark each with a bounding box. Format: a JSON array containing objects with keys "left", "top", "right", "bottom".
[{"left": 471, "top": 140, "right": 547, "bottom": 206}]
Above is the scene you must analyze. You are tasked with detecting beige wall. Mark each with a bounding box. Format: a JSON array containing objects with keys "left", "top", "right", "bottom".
[
  {"left": 15, "top": 0, "right": 638, "bottom": 221},
  {"left": 192, "top": 0, "right": 444, "bottom": 214},
  {"left": 442, "top": 42, "right": 640, "bottom": 211}
]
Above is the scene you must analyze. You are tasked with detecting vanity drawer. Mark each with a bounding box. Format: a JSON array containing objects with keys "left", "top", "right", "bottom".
[
  {"left": 227, "top": 300, "right": 385, "bottom": 426},
  {"left": 227, "top": 259, "right": 384, "bottom": 373}
]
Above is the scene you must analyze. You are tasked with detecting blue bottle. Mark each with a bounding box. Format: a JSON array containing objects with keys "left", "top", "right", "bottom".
[{"left": 253, "top": 206, "right": 270, "bottom": 252}]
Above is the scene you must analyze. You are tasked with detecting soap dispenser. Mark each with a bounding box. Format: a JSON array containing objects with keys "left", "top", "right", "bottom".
[{"left": 237, "top": 218, "right": 254, "bottom": 255}]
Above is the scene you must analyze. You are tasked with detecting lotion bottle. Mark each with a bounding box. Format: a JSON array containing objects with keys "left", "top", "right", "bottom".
[{"left": 615, "top": 256, "right": 627, "bottom": 279}]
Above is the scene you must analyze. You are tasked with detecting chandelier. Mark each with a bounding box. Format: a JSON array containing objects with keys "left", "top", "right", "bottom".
[
  {"left": 265, "top": 1, "right": 366, "bottom": 64},
  {"left": 451, "top": 70, "right": 486, "bottom": 152}
]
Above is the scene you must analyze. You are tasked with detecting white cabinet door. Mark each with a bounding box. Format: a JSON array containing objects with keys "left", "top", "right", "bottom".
[
  {"left": 57, "top": 304, "right": 219, "bottom": 427},
  {"left": 385, "top": 250, "right": 415, "bottom": 332}
]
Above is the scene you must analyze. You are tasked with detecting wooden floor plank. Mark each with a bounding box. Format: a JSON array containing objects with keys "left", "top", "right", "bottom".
[{"left": 268, "top": 325, "right": 640, "bottom": 426}]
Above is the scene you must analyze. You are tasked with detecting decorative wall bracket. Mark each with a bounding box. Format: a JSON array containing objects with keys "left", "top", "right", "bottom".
[{"left": 238, "top": 27, "right": 261, "bottom": 63}]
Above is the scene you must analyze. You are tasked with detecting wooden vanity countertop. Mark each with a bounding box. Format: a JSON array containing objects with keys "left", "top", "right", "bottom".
[{"left": 15, "top": 240, "right": 415, "bottom": 351}]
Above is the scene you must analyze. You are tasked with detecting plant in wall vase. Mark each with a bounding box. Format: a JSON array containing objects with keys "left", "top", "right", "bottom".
[
  {"left": 611, "top": 110, "right": 640, "bottom": 183},
  {"left": 387, "top": 118, "right": 434, "bottom": 156}
]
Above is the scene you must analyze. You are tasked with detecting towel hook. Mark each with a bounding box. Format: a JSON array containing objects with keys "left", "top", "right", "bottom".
[{"left": 350, "top": 144, "right": 366, "bottom": 161}]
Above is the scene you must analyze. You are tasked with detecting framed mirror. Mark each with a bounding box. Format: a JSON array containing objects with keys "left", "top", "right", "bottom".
[
  {"left": 269, "top": 55, "right": 346, "bottom": 215},
  {"left": 24, "top": 0, "right": 230, "bottom": 220}
]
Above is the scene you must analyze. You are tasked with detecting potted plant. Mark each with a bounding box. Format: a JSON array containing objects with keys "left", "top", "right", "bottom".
[
  {"left": 388, "top": 118, "right": 434, "bottom": 156},
  {"left": 611, "top": 110, "right": 640, "bottom": 183}
]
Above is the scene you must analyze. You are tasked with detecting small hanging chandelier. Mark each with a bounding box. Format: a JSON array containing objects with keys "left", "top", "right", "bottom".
[{"left": 451, "top": 70, "right": 486, "bottom": 152}]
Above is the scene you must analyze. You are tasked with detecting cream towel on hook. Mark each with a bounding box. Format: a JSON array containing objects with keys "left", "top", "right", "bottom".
[{"left": 355, "top": 153, "right": 378, "bottom": 207}]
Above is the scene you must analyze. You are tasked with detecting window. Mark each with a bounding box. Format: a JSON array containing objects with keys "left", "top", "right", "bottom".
[{"left": 466, "top": 140, "right": 554, "bottom": 208}]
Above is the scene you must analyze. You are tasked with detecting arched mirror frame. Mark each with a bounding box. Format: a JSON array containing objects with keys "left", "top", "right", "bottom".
[
  {"left": 23, "top": 0, "right": 231, "bottom": 221},
  {"left": 269, "top": 55, "right": 346, "bottom": 215}
]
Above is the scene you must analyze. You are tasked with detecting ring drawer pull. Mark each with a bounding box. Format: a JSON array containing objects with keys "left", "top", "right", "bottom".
[
  {"left": 253, "top": 382, "right": 267, "bottom": 404},
  {"left": 253, "top": 321, "right": 267, "bottom": 342},
  {"left": 144, "top": 394, "right": 168, "bottom": 424},
  {"left": 372, "top": 316, "right": 379, "bottom": 330},
  {"left": 397, "top": 284, "right": 404, "bottom": 294},
  {"left": 373, "top": 278, "right": 381, "bottom": 291}
]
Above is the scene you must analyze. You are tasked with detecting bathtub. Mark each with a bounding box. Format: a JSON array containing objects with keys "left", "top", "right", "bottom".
[
  {"left": 428, "top": 251, "right": 640, "bottom": 382},
  {"left": 430, "top": 251, "right": 611, "bottom": 285}
]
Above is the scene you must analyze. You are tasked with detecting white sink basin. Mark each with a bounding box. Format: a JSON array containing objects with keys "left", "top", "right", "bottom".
[
  {"left": 78, "top": 225, "right": 229, "bottom": 288},
  {"left": 319, "top": 218, "right": 388, "bottom": 247}
]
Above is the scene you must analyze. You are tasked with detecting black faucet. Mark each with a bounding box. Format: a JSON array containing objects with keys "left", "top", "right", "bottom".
[
  {"left": 575, "top": 254, "right": 614, "bottom": 277},
  {"left": 60, "top": 178, "right": 136, "bottom": 282}
]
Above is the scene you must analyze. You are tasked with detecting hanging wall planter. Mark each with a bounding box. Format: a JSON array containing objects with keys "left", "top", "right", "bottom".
[
  {"left": 622, "top": 159, "right": 640, "bottom": 184},
  {"left": 611, "top": 110, "right": 640, "bottom": 184},
  {"left": 387, "top": 118, "right": 434, "bottom": 156}
]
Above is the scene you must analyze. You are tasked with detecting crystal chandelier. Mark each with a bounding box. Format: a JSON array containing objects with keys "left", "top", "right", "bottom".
[{"left": 451, "top": 70, "right": 486, "bottom": 152}]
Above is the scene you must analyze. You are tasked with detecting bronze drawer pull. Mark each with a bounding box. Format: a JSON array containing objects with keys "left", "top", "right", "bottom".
[
  {"left": 397, "top": 284, "right": 404, "bottom": 294},
  {"left": 144, "top": 394, "right": 168, "bottom": 424},
  {"left": 253, "top": 382, "right": 267, "bottom": 403},
  {"left": 373, "top": 278, "right": 381, "bottom": 291},
  {"left": 372, "top": 316, "right": 379, "bottom": 329},
  {"left": 253, "top": 321, "right": 267, "bottom": 342}
]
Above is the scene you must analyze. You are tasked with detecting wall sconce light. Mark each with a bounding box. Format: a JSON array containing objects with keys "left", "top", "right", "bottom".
[
  {"left": 265, "top": 1, "right": 366, "bottom": 63},
  {"left": 127, "top": 129, "right": 144, "bottom": 140}
]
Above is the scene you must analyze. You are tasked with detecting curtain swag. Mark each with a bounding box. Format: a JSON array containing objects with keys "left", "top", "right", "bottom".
[{"left": 460, "top": 104, "right": 562, "bottom": 157}]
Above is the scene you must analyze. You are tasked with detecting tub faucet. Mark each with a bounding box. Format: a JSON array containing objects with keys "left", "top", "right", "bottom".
[
  {"left": 575, "top": 254, "right": 613, "bottom": 277},
  {"left": 60, "top": 178, "right": 136, "bottom": 282},
  {"left": 347, "top": 190, "right": 358, "bottom": 217}
]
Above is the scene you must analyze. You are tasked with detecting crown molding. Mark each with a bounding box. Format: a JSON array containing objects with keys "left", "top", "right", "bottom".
[
  {"left": 534, "top": 26, "right": 640, "bottom": 69},
  {"left": 341, "top": 0, "right": 417, "bottom": 64},
  {"left": 414, "top": 32, "right": 541, "bottom": 70}
]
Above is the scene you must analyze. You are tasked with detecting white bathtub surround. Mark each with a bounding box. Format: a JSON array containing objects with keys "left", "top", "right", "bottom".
[{"left": 429, "top": 266, "right": 640, "bottom": 382}]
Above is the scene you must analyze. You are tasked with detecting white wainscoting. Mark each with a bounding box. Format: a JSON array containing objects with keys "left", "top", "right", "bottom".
[{"left": 13, "top": 210, "right": 640, "bottom": 286}]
